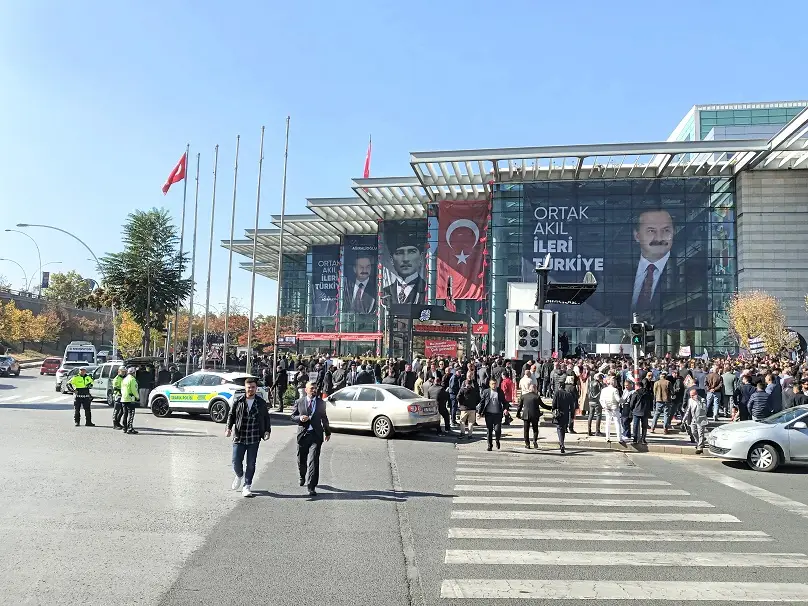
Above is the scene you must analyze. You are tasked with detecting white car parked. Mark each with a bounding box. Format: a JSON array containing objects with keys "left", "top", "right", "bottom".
[
  {"left": 148, "top": 371, "right": 268, "bottom": 423},
  {"left": 708, "top": 405, "right": 808, "bottom": 472}
]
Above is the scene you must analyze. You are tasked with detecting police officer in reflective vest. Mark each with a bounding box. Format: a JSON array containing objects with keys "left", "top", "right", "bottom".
[
  {"left": 112, "top": 366, "right": 126, "bottom": 429},
  {"left": 121, "top": 367, "right": 140, "bottom": 434},
  {"left": 71, "top": 367, "right": 95, "bottom": 427}
]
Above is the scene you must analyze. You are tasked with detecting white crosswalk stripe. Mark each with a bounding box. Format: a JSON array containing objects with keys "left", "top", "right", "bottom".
[
  {"left": 451, "top": 510, "right": 742, "bottom": 523},
  {"left": 456, "top": 466, "right": 653, "bottom": 477},
  {"left": 454, "top": 496, "right": 713, "bottom": 507},
  {"left": 17, "top": 396, "right": 43, "bottom": 403},
  {"left": 455, "top": 475, "right": 672, "bottom": 485},
  {"left": 441, "top": 580, "right": 808, "bottom": 601},
  {"left": 442, "top": 449, "right": 808, "bottom": 602},
  {"left": 0, "top": 395, "right": 22, "bottom": 402},
  {"left": 448, "top": 528, "right": 772, "bottom": 542},
  {"left": 454, "top": 485, "right": 689, "bottom": 496}
]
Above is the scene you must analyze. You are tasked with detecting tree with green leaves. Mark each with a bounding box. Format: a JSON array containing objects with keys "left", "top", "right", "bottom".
[
  {"left": 42, "top": 270, "right": 92, "bottom": 304},
  {"left": 85, "top": 208, "right": 192, "bottom": 354}
]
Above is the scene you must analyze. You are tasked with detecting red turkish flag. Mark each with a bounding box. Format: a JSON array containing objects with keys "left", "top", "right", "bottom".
[
  {"left": 436, "top": 199, "right": 488, "bottom": 301},
  {"left": 363, "top": 136, "right": 372, "bottom": 178},
  {"left": 162, "top": 152, "right": 187, "bottom": 195}
]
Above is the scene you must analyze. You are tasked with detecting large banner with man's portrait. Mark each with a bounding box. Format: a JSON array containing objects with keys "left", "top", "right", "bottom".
[
  {"left": 342, "top": 235, "right": 378, "bottom": 315},
  {"left": 519, "top": 179, "right": 734, "bottom": 329},
  {"left": 380, "top": 220, "right": 427, "bottom": 305},
  {"left": 311, "top": 245, "right": 340, "bottom": 317}
]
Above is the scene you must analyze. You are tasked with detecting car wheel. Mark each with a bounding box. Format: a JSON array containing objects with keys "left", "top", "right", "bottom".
[
  {"left": 40, "top": 371, "right": 44, "bottom": 375},
  {"left": 151, "top": 396, "right": 171, "bottom": 418},
  {"left": 747, "top": 442, "right": 780, "bottom": 472},
  {"left": 372, "top": 415, "right": 394, "bottom": 439},
  {"left": 209, "top": 399, "right": 229, "bottom": 424},
  {"left": 106, "top": 392, "right": 114, "bottom": 407}
]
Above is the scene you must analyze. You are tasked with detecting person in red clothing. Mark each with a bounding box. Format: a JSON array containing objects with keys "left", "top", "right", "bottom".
[{"left": 500, "top": 369, "right": 516, "bottom": 425}]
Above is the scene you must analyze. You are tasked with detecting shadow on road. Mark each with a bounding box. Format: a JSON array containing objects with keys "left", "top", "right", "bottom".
[
  {"left": 0, "top": 384, "right": 17, "bottom": 391},
  {"left": 0, "top": 402, "right": 112, "bottom": 411},
  {"left": 253, "top": 484, "right": 453, "bottom": 502},
  {"left": 720, "top": 460, "right": 808, "bottom": 475}
]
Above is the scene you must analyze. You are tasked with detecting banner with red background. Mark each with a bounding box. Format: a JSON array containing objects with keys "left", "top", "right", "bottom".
[{"left": 436, "top": 200, "right": 488, "bottom": 301}]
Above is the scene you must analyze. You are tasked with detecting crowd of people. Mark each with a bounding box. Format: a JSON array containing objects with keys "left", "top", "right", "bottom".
[{"left": 263, "top": 350, "right": 808, "bottom": 455}]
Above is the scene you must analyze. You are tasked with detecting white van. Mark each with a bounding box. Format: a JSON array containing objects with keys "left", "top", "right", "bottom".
[{"left": 63, "top": 341, "right": 97, "bottom": 365}]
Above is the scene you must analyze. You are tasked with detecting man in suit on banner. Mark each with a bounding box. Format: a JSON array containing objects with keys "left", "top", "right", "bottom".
[
  {"left": 382, "top": 228, "right": 426, "bottom": 304},
  {"left": 291, "top": 381, "right": 331, "bottom": 497},
  {"left": 343, "top": 254, "right": 377, "bottom": 314},
  {"left": 608, "top": 208, "right": 707, "bottom": 327}
]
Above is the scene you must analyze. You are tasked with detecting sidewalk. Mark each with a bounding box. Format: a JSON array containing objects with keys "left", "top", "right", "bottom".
[{"left": 456, "top": 415, "right": 727, "bottom": 456}]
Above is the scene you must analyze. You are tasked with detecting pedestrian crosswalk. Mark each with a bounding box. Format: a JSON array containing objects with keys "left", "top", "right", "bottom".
[
  {"left": 441, "top": 450, "right": 808, "bottom": 602},
  {"left": 0, "top": 393, "right": 74, "bottom": 405}
]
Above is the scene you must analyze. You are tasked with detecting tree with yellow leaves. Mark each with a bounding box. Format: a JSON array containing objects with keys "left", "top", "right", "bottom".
[
  {"left": 116, "top": 310, "right": 144, "bottom": 358},
  {"left": 727, "top": 291, "right": 796, "bottom": 355}
]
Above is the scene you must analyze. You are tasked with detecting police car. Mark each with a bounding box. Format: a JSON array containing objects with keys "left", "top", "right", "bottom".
[{"left": 147, "top": 370, "right": 268, "bottom": 423}]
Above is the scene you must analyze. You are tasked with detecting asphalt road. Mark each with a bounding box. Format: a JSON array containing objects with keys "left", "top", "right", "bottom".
[{"left": 2, "top": 374, "right": 808, "bottom": 605}]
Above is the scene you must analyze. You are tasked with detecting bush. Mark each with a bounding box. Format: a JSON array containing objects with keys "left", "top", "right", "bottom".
[{"left": 283, "top": 385, "right": 297, "bottom": 407}]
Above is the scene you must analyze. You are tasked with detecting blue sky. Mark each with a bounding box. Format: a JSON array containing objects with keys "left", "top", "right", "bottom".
[{"left": 1, "top": 0, "right": 806, "bottom": 315}]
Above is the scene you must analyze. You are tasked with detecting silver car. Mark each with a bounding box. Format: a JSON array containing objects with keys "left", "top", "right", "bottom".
[
  {"left": 708, "top": 405, "right": 808, "bottom": 472},
  {"left": 325, "top": 384, "right": 440, "bottom": 439}
]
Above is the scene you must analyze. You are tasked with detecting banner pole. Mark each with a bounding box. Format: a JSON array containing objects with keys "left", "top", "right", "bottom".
[
  {"left": 222, "top": 135, "right": 240, "bottom": 370},
  {"left": 201, "top": 144, "right": 219, "bottom": 370},
  {"left": 185, "top": 153, "right": 201, "bottom": 377},
  {"left": 272, "top": 116, "right": 291, "bottom": 388},
  {"left": 173, "top": 143, "right": 190, "bottom": 363},
  {"left": 246, "top": 126, "right": 266, "bottom": 376}
]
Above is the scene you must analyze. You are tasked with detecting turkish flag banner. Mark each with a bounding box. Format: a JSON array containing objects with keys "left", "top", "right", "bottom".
[
  {"left": 436, "top": 199, "right": 488, "bottom": 300},
  {"left": 162, "top": 152, "right": 187, "bottom": 195}
]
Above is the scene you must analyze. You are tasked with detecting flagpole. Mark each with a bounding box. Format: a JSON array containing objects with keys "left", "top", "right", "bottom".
[
  {"left": 185, "top": 153, "right": 201, "bottom": 376},
  {"left": 272, "top": 116, "right": 290, "bottom": 387},
  {"left": 246, "top": 126, "right": 265, "bottom": 376},
  {"left": 173, "top": 143, "right": 190, "bottom": 363},
  {"left": 201, "top": 144, "right": 219, "bottom": 370},
  {"left": 222, "top": 135, "right": 240, "bottom": 370}
]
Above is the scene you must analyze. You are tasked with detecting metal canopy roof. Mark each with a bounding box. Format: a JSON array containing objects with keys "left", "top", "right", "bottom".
[
  {"left": 223, "top": 108, "right": 808, "bottom": 282},
  {"left": 351, "top": 176, "right": 430, "bottom": 218}
]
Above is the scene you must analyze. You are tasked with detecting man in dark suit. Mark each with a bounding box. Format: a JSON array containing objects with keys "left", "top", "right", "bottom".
[
  {"left": 291, "top": 381, "right": 331, "bottom": 497},
  {"left": 516, "top": 382, "right": 549, "bottom": 449},
  {"left": 381, "top": 230, "right": 426, "bottom": 304},
  {"left": 606, "top": 209, "right": 708, "bottom": 327},
  {"left": 343, "top": 254, "right": 377, "bottom": 314}
]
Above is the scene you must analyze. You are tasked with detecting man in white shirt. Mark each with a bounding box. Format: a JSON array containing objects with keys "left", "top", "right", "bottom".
[{"left": 631, "top": 209, "right": 674, "bottom": 314}]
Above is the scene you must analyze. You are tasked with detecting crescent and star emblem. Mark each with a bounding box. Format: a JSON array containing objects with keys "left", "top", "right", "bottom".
[{"left": 445, "top": 219, "right": 480, "bottom": 264}]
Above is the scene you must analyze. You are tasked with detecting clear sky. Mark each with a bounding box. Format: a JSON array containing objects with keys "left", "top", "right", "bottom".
[{"left": 1, "top": 0, "right": 806, "bottom": 315}]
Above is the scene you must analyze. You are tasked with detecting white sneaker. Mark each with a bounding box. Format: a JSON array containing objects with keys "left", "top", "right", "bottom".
[
  {"left": 231, "top": 475, "right": 243, "bottom": 490},
  {"left": 242, "top": 484, "right": 253, "bottom": 497}
]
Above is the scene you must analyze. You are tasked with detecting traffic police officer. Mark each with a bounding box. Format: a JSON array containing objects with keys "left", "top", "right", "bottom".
[
  {"left": 121, "top": 366, "right": 140, "bottom": 434},
  {"left": 71, "top": 367, "right": 95, "bottom": 427},
  {"left": 112, "top": 366, "right": 126, "bottom": 429}
]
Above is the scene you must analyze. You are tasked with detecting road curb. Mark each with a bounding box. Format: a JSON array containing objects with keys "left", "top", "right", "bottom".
[{"left": 492, "top": 435, "right": 713, "bottom": 457}]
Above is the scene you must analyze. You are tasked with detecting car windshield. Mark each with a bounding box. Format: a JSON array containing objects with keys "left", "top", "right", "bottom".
[
  {"left": 0, "top": 357, "right": 12, "bottom": 363},
  {"left": 760, "top": 408, "right": 808, "bottom": 425},
  {"left": 230, "top": 376, "right": 259, "bottom": 386},
  {"left": 378, "top": 386, "right": 420, "bottom": 400}
]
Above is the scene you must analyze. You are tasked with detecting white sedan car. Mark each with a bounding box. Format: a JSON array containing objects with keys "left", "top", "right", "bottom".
[
  {"left": 708, "top": 405, "right": 808, "bottom": 472},
  {"left": 148, "top": 371, "right": 268, "bottom": 423},
  {"left": 325, "top": 384, "right": 440, "bottom": 439}
]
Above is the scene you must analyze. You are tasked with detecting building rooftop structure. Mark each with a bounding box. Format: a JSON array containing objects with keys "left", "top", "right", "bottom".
[{"left": 223, "top": 104, "right": 808, "bottom": 279}]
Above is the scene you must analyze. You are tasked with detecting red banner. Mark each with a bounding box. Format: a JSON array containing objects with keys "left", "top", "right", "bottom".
[
  {"left": 437, "top": 200, "right": 488, "bottom": 300},
  {"left": 425, "top": 339, "right": 458, "bottom": 358}
]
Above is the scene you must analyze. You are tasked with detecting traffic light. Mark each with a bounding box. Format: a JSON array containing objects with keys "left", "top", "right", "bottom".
[
  {"left": 630, "top": 323, "right": 644, "bottom": 346},
  {"left": 161, "top": 327, "right": 169, "bottom": 339},
  {"left": 643, "top": 323, "right": 655, "bottom": 353}
]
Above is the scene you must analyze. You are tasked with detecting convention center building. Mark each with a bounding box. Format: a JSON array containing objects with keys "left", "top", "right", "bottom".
[{"left": 223, "top": 100, "right": 808, "bottom": 358}]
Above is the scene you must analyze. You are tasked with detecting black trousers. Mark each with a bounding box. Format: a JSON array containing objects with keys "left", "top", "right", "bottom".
[
  {"left": 122, "top": 403, "right": 136, "bottom": 430},
  {"left": 523, "top": 418, "right": 539, "bottom": 444},
  {"left": 438, "top": 402, "right": 450, "bottom": 431},
  {"left": 73, "top": 393, "right": 92, "bottom": 424},
  {"left": 113, "top": 395, "right": 124, "bottom": 426},
  {"left": 297, "top": 433, "right": 322, "bottom": 490},
  {"left": 484, "top": 412, "right": 502, "bottom": 446},
  {"left": 587, "top": 403, "right": 602, "bottom": 434}
]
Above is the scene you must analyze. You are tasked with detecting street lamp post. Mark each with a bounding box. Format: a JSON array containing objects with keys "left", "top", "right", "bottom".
[
  {"left": 4, "top": 229, "right": 42, "bottom": 295},
  {"left": 16, "top": 223, "right": 117, "bottom": 357},
  {"left": 0, "top": 258, "right": 28, "bottom": 291}
]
